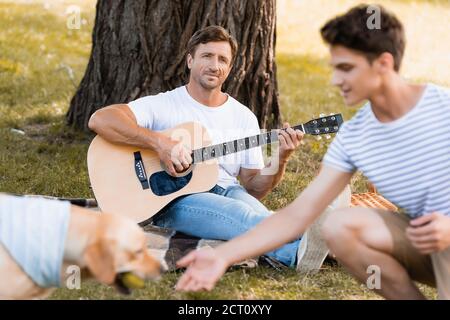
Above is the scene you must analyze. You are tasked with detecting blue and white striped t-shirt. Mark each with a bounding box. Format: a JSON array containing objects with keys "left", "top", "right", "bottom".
[{"left": 323, "top": 83, "right": 450, "bottom": 218}]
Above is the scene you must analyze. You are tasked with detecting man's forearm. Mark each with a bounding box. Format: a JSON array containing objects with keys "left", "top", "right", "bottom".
[
  {"left": 100, "top": 121, "right": 161, "bottom": 150},
  {"left": 245, "top": 160, "right": 288, "bottom": 199},
  {"left": 88, "top": 105, "right": 161, "bottom": 151}
]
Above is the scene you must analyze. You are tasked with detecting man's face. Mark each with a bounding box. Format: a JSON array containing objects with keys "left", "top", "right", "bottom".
[
  {"left": 187, "top": 41, "right": 233, "bottom": 90},
  {"left": 329, "top": 45, "right": 382, "bottom": 106}
]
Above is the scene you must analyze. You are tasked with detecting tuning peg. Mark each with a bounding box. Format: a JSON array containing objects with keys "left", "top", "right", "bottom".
[
  {"left": 316, "top": 135, "right": 322, "bottom": 141},
  {"left": 319, "top": 113, "right": 326, "bottom": 118},
  {"left": 325, "top": 134, "right": 331, "bottom": 140}
]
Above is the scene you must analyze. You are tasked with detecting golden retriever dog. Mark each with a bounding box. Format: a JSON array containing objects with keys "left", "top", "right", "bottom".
[{"left": 0, "top": 197, "right": 162, "bottom": 300}]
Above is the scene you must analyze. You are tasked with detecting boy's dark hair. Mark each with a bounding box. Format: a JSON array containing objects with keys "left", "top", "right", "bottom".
[
  {"left": 186, "top": 25, "right": 238, "bottom": 64},
  {"left": 320, "top": 4, "right": 405, "bottom": 71}
]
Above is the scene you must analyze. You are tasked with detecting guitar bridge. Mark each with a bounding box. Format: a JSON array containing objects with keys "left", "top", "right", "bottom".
[{"left": 134, "top": 151, "right": 149, "bottom": 189}]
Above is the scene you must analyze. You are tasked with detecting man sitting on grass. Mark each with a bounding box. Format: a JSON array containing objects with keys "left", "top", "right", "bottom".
[{"left": 175, "top": 4, "right": 450, "bottom": 299}]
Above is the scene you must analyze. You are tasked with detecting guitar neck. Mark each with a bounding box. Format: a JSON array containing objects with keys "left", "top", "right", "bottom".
[{"left": 191, "top": 124, "right": 305, "bottom": 164}]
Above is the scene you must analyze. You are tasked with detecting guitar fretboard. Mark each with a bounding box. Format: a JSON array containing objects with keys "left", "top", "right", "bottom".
[{"left": 192, "top": 124, "right": 304, "bottom": 163}]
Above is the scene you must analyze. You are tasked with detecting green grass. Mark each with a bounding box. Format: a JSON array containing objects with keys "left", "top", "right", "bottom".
[
  {"left": 48, "top": 265, "right": 384, "bottom": 300},
  {"left": 47, "top": 263, "right": 436, "bottom": 300},
  {"left": 0, "top": 2, "right": 92, "bottom": 127},
  {"left": 0, "top": 1, "right": 439, "bottom": 300}
]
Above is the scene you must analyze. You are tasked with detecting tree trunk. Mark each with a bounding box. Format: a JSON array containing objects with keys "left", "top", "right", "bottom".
[{"left": 67, "top": 0, "right": 280, "bottom": 131}]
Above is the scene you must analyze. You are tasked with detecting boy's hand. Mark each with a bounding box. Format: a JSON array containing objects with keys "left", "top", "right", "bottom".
[
  {"left": 406, "top": 212, "right": 450, "bottom": 254},
  {"left": 175, "top": 247, "right": 228, "bottom": 292}
]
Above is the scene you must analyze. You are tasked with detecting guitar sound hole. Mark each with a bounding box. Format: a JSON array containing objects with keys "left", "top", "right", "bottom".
[{"left": 149, "top": 171, "right": 193, "bottom": 196}]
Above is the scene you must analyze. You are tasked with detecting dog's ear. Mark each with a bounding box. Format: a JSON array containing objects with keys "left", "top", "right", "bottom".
[{"left": 84, "top": 240, "right": 116, "bottom": 284}]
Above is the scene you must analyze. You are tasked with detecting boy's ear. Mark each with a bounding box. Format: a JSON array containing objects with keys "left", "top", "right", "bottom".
[{"left": 375, "top": 52, "right": 395, "bottom": 73}]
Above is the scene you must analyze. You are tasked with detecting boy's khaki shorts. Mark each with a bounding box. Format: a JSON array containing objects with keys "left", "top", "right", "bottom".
[{"left": 377, "top": 210, "right": 450, "bottom": 299}]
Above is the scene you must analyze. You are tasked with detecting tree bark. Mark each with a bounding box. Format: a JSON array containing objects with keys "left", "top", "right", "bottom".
[{"left": 67, "top": 0, "right": 280, "bottom": 131}]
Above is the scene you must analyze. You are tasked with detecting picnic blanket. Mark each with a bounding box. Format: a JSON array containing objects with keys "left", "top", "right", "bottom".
[{"left": 140, "top": 223, "right": 287, "bottom": 272}]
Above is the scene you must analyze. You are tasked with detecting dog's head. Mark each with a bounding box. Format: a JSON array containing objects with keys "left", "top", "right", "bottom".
[{"left": 83, "top": 213, "right": 163, "bottom": 294}]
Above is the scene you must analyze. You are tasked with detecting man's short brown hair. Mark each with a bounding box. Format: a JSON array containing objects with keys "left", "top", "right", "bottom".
[
  {"left": 320, "top": 4, "right": 405, "bottom": 71},
  {"left": 186, "top": 25, "right": 238, "bottom": 64}
]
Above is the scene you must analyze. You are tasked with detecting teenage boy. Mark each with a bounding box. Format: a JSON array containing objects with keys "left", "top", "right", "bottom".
[{"left": 175, "top": 5, "right": 450, "bottom": 299}]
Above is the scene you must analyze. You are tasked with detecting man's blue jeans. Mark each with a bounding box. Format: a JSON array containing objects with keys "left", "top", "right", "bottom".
[{"left": 152, "top": 184, "right": 301, "bottom": 267}]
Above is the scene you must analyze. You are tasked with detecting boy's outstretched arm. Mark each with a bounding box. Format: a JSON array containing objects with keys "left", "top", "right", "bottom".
[{"left": 176, "top": 165, "right": 353, "bottom": 292}]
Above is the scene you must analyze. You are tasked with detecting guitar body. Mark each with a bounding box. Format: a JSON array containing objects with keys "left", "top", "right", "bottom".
[{"left": 87, "top": 122, "right": 219, "bottom": 224}]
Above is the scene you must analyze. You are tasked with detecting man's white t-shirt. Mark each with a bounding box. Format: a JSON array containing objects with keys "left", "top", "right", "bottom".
[{"left": 128, "top": 86, "right": 265, "bottom": 189}]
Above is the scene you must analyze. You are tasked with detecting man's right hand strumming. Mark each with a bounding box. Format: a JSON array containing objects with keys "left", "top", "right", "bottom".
[
  {"left": 88, "top": 104, "right": 193, "bottom": 177},
  {"left": 155, "top": 134, "right": 193, "bottom": 176}
]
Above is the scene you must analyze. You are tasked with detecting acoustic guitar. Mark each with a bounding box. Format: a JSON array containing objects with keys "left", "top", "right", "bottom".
[{"left": 87, "top": 114, "right": 343, "bottom": 224}]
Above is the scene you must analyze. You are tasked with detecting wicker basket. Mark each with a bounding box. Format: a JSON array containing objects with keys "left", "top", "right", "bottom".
[{"left": 350, "top": 183, "right": 398, "bottom": 212}]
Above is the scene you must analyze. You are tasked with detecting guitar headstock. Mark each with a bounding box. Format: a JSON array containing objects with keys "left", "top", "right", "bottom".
[{"left": 303, "top": 113, "right": 343, "bottom": 136}]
